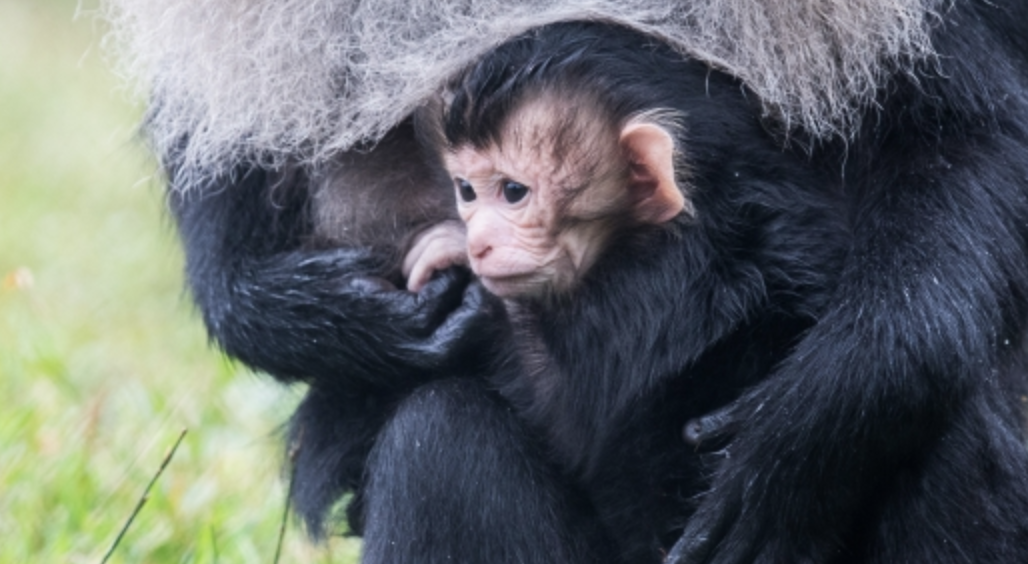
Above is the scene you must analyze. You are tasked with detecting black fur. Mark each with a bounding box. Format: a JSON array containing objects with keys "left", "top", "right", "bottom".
[{"left": 164, "top": 5, "right": 1028, "bottom": 563}]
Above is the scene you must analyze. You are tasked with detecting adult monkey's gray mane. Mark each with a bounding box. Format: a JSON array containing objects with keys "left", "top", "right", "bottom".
[{"left": 105, "top": 0, "right": 940, "bottom": 181}]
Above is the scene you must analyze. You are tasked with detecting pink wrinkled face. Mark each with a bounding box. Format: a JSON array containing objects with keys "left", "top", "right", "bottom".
[
  {"left": 441, "top": 98, "right": 686, "bottom": 299},
  {"left": 444, "top": 137, "right": 622, "bottom": 299}
]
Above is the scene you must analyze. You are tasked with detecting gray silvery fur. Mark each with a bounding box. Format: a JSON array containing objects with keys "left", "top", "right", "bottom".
[{"left": 104, "top": 0, "right": 939, "bottom": 183}]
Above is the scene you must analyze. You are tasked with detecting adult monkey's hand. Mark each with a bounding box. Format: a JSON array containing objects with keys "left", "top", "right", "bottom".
[{"left": 168, "top": 161, "right": 506, "bottom": 392}]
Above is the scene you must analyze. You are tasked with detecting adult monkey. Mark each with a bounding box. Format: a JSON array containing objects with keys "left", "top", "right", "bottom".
[
  {"left": 388, "top": 29, "right": 848, "bottom": 564},
  {"left": 104, "top": 1, "right": 1028, "bottom": 563}
]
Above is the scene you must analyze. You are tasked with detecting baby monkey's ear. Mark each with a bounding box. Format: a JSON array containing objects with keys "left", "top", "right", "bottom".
[{"left": 619, "top": 122, "right": 690, "bottom": 224}]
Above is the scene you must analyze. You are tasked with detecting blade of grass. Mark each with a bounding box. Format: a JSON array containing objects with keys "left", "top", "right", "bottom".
[
  {"left": 100, "top": 428, "right": 188, "bottom": 564},
  {"left": 273, "top": 428, "right": 303, "bottom": 564}
]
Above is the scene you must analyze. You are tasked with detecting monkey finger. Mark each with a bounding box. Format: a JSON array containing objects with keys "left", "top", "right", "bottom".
[
  {"left": 398, "top": 280, "right": 502, "bottom": 368},
  {"left": 682, "top": 402, "right": 743, "bottom": 448},
  {"left": 342, "top": 275, "right": 398, "bottom": 294},
  {"left": 402, "top": 221, "right": 468, "bottom": 291},
  {"left": 407, "top": 240, "right": 468, "bottom": 292},
  {"left": 423, "top": 281, "right": 505, "bottom": 360},
  {"left": 407, "top": 267, "right": 472, "bottom": 329},
  {"left": 356, "top": 267, "right": 465, "bottom": 339},
  {"left": 665, "top": 493, "right": 743, "bottom": 564}
]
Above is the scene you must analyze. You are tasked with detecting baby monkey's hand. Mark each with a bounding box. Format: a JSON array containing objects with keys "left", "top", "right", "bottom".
[{"left": 403, "top": 220, "right": 469, "bottom": 292}]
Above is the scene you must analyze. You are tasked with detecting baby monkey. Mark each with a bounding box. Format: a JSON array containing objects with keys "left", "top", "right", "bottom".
[{"left": 404, "top": 91, "right": 690, "bottom": 299}]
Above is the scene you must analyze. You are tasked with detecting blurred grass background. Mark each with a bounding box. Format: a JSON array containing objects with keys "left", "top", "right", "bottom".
[{"left": 0, "top": 1, "right": 359, "bottom": 561}]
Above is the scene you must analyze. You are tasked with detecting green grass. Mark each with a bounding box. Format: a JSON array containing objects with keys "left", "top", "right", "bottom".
[{"left": 0, "top": 1, "right": 359, "bottom": 561}]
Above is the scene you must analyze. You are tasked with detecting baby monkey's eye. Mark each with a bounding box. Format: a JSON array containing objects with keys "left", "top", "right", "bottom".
[
  {"left": 456, "top": 178, "right": 476, "bottom": 202},
  {"left": 502, "top": 181, "right": 529, "bottom": 203}
]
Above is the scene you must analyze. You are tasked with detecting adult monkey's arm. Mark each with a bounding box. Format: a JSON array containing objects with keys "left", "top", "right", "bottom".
[
  {"left": 163, "top": 142, "right": 502, "bottom": 393},
  {"left": 668, "top": 3, "right": 1028, "bottom": 561}
]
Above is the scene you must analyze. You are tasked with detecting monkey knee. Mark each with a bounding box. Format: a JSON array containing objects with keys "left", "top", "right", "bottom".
[
  {"left": 385, "top": 379, "right": 489, "bottom": 436},
  {"left": 369, "top": 379, "right": 504, "bottom": 476},
  {"left": 362, "top": 379, "right": 520, "bottom": 534}
]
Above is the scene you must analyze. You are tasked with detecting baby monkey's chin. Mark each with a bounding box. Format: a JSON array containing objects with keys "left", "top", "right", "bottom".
[
  {"left": 478, "top": 274, "right": 542, "bottom": 299},
  {"left": 477, "top": 273, "right": 581, "bottom": 302},
  {"left": 474, "top": 274, "right": 560, "bottom": 300},
  {"left": 473, "top": 249, "right": 585, "bottom": 300}
]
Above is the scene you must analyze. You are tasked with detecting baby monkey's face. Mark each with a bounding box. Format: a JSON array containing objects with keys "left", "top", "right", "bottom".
[
  {"left": 404, "top": 97, "right": 687, "bottom": 300},
  {"left": 444, "top": 139, "right": 619, "bottom": 299}
]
